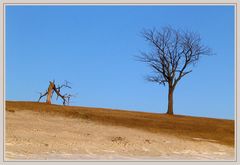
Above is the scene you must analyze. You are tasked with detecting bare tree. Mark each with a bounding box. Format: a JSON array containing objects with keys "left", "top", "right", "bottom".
[
  {"left": 38, "top": 80, "right": 74, "bottom": 105},
  {"left": 138, "top": 26, "right": 212, "bottom": 115}
]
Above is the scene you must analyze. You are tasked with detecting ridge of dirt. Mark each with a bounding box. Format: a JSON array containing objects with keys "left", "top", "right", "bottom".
[{"left": 5, "top": 101, "right": 234, "bottom": 147}]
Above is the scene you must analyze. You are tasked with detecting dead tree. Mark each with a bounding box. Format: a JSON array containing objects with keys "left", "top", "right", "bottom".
[
  {"left": 38, "top": 80, "right": 73, "bottom": 105},
  {"left": 138, "top": 26, "right": 212, "bottom": 115}
]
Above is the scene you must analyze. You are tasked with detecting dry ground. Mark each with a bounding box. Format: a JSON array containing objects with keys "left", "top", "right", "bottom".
[{"left": 5, "top": 101, "right": 235, "bottom": 160}]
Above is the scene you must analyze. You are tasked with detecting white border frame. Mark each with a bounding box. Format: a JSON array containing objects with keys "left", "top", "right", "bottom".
[{"left": 0, "top": 1, "right": 239, "bottom": 164}]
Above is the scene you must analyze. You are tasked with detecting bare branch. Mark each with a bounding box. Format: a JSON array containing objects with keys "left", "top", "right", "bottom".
[
  {"left": 146, "top": 75, "right": 167, "bottom": 86},
  {"left": 37, "top": 80, "right": 74, "bottom": 106},
  {"left": 139, "top": 26, "right": 212, "bottom": 88},
  {"left": 38, "top": 91, "right": 48, "bottom": 102}
]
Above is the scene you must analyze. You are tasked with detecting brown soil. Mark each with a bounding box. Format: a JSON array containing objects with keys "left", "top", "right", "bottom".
[{"left": 5, "top": 101, "right": 235, "bottom": 160}]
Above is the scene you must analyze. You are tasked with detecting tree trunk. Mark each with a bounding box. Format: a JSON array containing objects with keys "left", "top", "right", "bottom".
[
  {"left": 46, "top": 82, "right": 55, "bottom": 104},
  {"left": 167, "top": 87, "right": 174, "bottom": 115}
]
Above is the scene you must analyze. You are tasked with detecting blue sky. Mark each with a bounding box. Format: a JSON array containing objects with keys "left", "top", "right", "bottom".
[{"left": 6, "top": 5, "right": 235, "bottom": 119}]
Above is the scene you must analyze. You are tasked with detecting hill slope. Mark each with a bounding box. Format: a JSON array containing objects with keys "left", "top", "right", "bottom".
[{"left": 5, "top": 101, "right": 234, "bottom": 160}]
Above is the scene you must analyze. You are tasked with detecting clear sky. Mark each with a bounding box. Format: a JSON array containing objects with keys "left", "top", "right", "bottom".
[{"left": 6, "top": 5, "right": 234, "bottom": 119}]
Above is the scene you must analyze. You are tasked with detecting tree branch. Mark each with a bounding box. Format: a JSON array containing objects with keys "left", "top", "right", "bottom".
[{"left": 139, "top": 26, "right": 212, "bottom": 90}]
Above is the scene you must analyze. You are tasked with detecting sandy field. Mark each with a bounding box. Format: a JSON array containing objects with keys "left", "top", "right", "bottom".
[{"left": 5, "top": 102, "right": 234, "bottom": 160}]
